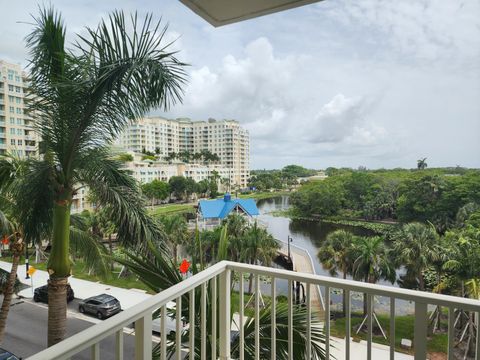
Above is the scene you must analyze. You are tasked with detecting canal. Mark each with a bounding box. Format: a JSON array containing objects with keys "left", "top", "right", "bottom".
[{"left": 255, "top": 195, "right": 412, "bottom": 314}]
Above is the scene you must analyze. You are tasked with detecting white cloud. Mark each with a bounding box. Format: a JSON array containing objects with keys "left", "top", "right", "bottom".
[{"left": 0, "top": 0, "right": 478, "bottom": 169}]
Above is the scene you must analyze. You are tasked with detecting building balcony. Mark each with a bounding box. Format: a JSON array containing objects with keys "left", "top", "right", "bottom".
[{"left": 26, "top": 261, "right": 480, "bottom": 360}]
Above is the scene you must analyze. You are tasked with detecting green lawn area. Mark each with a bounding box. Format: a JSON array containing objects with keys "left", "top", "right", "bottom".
[
  {"left": 330, "top": 312, "right": 448, "bottom": 355},
  {"left": 149, "top": 203, "right": 196, "bottom": 216},
  {"left": 2, "top": 255, "right": 154, "bottom": 294}
]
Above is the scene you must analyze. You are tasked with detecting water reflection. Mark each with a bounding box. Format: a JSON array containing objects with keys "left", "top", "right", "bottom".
[{"left": 255, "top": 196, "right": 412, "bottom": 314}]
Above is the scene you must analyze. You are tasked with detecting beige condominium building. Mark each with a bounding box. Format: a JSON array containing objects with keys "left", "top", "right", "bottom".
[
  {"left": 0, "top": 60, "right": 38, "bottom": 158},
  {"left": 117, "top": 117, "right": 250, "bottom": 188}
]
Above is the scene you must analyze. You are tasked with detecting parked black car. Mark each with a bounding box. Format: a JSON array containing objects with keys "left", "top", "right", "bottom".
[
  {"left": 33, "top": 284, "right": 75, "bottom": 303},
  {"left": 78, "top": 294, "right": 121, "bottom": 319},
  {"left": 0, "top": 347, "right": 21, "bottom": 359}
]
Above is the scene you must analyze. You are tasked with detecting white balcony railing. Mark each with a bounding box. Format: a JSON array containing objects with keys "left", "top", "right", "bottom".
[{"left": 27, "top": 261, "right": 480, "bottom": 360}]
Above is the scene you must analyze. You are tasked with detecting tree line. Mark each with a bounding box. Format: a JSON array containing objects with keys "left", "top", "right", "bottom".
[
  {"left": 248, "top": 164, "right": 317, "bottom": 191},
  {"left": 141, "top": 170, "right": 227, "bottom": 204},
  {"left": 291, "top": 168, "right": 480, "bottom": 233}
]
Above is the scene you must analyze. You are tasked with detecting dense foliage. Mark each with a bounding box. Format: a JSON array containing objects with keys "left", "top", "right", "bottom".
[
  {"left": 249, "top": 165, "right": 316, "bottom": 191},
  {"left": 291, "top": 168, "right": 480, "bottom": 233}
]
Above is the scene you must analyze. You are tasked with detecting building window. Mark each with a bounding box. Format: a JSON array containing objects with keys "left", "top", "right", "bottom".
[
  {"left": 10, "top": 128, "right": 15, "bottom": 135},
  {"left": 10, "top": 118, "right": 14, "bottom": 124},
  {"left": 17, "top": 140, "right": 22, "bottom": 146},
  {"left": 10, "top": 139, "right": 15, "bottom": 145},
  {"left": 9, "top": 106, "right": 14, "bottom": 113}
]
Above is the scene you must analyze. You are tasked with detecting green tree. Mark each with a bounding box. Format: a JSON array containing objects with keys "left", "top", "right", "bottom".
[
  {"left": 291, "top": 178, "right": 345, "bottom": 217},
  {"left": 240, "top": 222, "right": 280, "bottom": 293},
  {"left": 222, "top": 214, "right": 247, "bottom": 261},
  {"left": 159, "top": 215, "right": 189, "bottom": 264},
  {"left": 417, "top": 158, "right": 428, "bottom": 170},
  {"left": 142, "top": 180, "right": 170, "bottom": 205},
  {"left": 169, "top": 176, "right": 188, "bottom": 200},
  {"left": 318, "top": 230, "right": 354, "bottom": 315},
  {"left": 2, "top": 7, "right": 186, "bottom": 346},
  {"left": 392, "top": 223, "right": 439, "bottom": 291},
  {"left": 351, "top": 236, "right": 396, "bottom": 315}
]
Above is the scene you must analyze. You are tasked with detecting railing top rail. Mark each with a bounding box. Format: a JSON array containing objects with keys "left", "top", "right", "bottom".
[
  {"left": 26, "top": 261, "right": 228, "bottom": 360},
  {"left": 225, "top": 261, "right": 480, "bottom": 311}
]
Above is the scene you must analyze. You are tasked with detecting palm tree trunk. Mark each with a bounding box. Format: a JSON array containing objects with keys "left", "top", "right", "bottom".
[
  {"left": 418, "top": 270, "right": 425, "bottom": 291},
  {"left": 0, "top": 241, "right": 23, "bottom": 343},
  {"left": 47, "top": 200, "right": 72, "bottom": 347},
  {"left": 342, "top": 271, "right": 347, "bottom": 316},
  {"left": 108, "top": 234, "right": 114, "bottom": 271},
  {"left": 248, "top": 273, "right": 254, "bottom": 294}
]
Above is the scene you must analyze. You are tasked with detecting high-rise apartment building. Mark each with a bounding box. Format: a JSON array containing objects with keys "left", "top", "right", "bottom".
[
  {"left": 0, "top": 60, "right": 38, "bottom": 158},
  {"left": 117, "top": 117, "right": 250, "bottom": 187}
]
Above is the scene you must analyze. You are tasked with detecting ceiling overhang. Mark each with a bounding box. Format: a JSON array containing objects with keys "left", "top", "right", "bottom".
[{"left": 179, "top": 0, "right": 323, "bottom": 27}]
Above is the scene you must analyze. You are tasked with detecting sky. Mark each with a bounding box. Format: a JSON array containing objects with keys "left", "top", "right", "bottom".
[{"left": 1, "top": 0, "right": 479, "bottom": 170}]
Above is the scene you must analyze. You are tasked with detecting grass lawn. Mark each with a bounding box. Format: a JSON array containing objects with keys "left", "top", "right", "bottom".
[
  {"left": 2, "top": 255, "right": 154, "bottom": 294},
  {"left": 149, "top": 203, "right": 196, "bottom": 216},
  {"left": 330, "top": 311, "right": 448, "bottom": 355}
]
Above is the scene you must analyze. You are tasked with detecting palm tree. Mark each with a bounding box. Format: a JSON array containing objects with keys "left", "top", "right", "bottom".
[
  {"left": 392, "top": 222, "right": 438, "bottom": 291},
  {"left": 1, "top": 7, "right": 186, "bottom": 346},
  {"left": 222, "top": 214, "right": 247, "bottom": 261},
  {"left": 417, "top": 158, "right": 428, "bottom": 170},
  {"left": 0, "top": 205, "right": 23, "bottom": 343},
  {"left": 352, "top": 236, "right": 396, "bottom": 315},
  {"left": 240, "top": 222, "right": 280, "bottom": 293},
  {"left": 318, "top": 230, "right": 354, "bottom": 315},
  {"left": 159, "top": 215, "right": 189, "bottom": 264},
  {"left": 115, "top": 241, "right": 327, "bottom": 360}
]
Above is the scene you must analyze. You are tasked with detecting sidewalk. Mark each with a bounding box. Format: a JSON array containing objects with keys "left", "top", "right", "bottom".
[{"left": 0, "top": 261, "right": 152, "bottom": 310}]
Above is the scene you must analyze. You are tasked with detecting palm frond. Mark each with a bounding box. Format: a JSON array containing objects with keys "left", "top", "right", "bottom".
[
  {"left": 69, "top": 227, "right": 109, "bottom": 278},
  {"left": 0, "top": 210, "right": 13, "bottom": 236},
  {"left": 75, "top": 148, "right": 166, "bottom": 252}
]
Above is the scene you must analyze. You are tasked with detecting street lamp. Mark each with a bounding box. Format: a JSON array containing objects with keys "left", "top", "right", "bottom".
[{"left": 287, "top": 235, "right": 293, "bottom": 262}]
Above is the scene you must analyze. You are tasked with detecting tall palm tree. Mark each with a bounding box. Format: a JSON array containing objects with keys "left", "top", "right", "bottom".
[
  {"left": 222, "top": 214, "right": 247, "bottom": 261},
  {"left": 417, "top": 158, "right": 428, "bottom": 170},
  {"left": 1, "top": 7, "right": 186, "bottom": 346},
  {"left": 159, "top": 215, "right": 188, "bottom": 264},
  {"left": 352, "top": 236, "right": 396, "bottom": 315},
  {"left": 392, "top": 222, "right": 438, "bottom": 291},
  {"left": 240, "top": 222, "right": 280, "bottom": 293},
  {"left": 318, "top": 229, "right": 354, "bottom": 315}
]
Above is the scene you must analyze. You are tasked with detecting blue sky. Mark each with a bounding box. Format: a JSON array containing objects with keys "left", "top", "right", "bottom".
[{"left": 1, "top": 0, "right": 479, "bottom": 170}]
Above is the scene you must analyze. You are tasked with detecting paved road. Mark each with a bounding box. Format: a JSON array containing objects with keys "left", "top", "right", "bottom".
[{"left": 2, "top": 297, "right": 139, "bottom": 359}]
